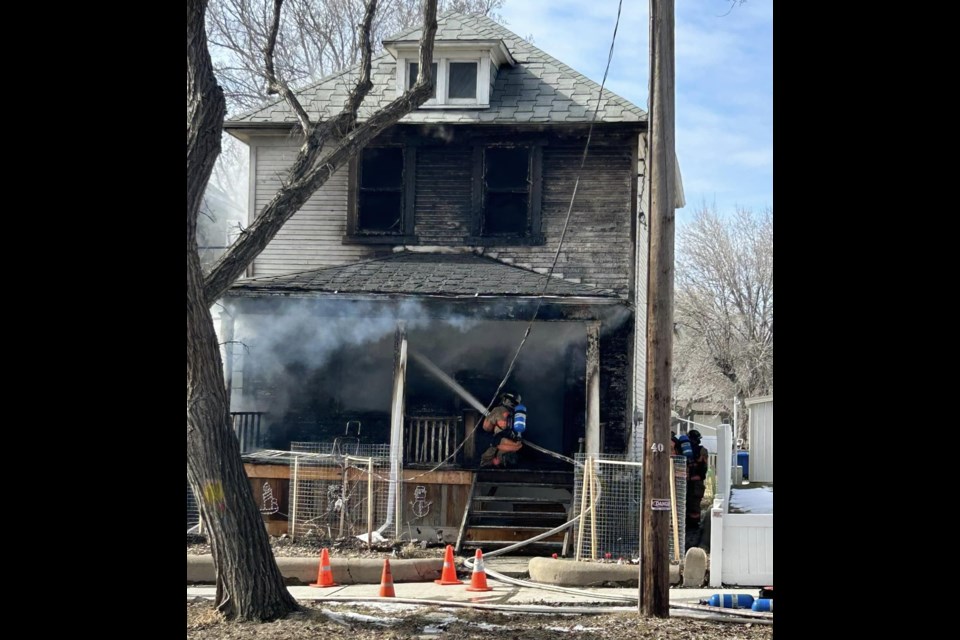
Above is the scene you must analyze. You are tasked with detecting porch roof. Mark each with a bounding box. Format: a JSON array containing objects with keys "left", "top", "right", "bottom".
[{"left": 227, "top": 251, "right": 620, "bottom": 299}]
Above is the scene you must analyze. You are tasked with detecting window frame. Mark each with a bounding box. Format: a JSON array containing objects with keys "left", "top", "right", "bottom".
[
  {"left": 344, "top": 145, "right": 418, "bottom": 244},
  {"left": 445, "top": 59, "right": 480, "bottom": 104},
  {"left": 400, "top": 55, "right": 491, "bottom": 108},
  {"left": 467, "top": 143, "right": 544, "bottom": 246}
]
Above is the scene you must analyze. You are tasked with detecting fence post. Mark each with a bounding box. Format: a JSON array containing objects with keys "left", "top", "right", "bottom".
[
  {"left": 576, "top": 457, "right": 591, "bottom": 561},
  {"left": 709, "top": 497, "right": 724, "bottom": 587},
  {"left": 291, "top": 457, "right": 299, "bottom": 541},
  {"left": 367, "top": 458, "right": 374, "bottom": 549},
  {"left": 716, "top": 424, "right": 732, "bottom": 504}
]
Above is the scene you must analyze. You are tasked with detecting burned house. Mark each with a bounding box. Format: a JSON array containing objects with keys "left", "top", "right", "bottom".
[{"left": 216, "top": 11, "right": 669, "bottom": 552}]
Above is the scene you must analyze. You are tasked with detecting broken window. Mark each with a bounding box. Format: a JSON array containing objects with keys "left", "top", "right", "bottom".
[
  {"left": 483, "top": 146, "right": 531, "bottom": 235},
  {"left": 357, "top": 147, "right": 404, "bottom": 234}
]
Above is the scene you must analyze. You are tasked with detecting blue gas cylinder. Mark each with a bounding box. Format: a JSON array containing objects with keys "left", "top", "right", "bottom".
[
  {"left": 706, "top": 594, "right": 755, "bottom": 608},
  {"left": 677, "top": 434, "right": 693, "bottom": 458},
  {"left": 513, "top": 404, "right": 527, "bottom": 437},
  {"left": 752, "top": 599, "right": 773, "bottom": 612}
]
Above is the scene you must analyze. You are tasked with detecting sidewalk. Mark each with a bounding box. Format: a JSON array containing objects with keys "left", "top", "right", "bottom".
[
  {"left": 186, "top": 577, "right": 766, "bottom": 621},
  {"left": 187, "top": 554, "right": 769, "bottom": 621}
]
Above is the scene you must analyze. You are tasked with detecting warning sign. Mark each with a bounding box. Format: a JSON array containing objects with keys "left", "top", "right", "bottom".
[{"left": 651, "top": 498, "right": 671, "bottom": 511}]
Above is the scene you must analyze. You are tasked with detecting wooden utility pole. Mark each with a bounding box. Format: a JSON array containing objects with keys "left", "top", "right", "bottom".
[{"left": 640, "top": 0, "right": 677, "bottom": 618}]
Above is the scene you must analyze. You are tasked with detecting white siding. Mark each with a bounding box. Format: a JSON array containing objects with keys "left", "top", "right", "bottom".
[
  {"left": 747, "top": 397, "right": 774, "bottom": 483},
  {"left": 249, "top": 137, "right": 374, "bottom": 276}
]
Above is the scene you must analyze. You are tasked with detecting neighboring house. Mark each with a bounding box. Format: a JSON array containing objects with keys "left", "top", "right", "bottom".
[
  {"left": 745, "top": 395, "right": 773, "bottom": 482},
  {"left": 676, "top": 401, "right": 731, "bottom": 438},
  {"left": 216, "top": 11, "right": 681, "bottom": 549}
]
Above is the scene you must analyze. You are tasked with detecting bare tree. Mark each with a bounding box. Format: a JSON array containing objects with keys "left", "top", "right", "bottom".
[
  {"left": 673, "top": 206, "right": 772, "bottom": 441},
  {"left": 208, "top": 0, "right": 503, "bottom": 111},
  {"left": 187, "top": 0, "right": 438, "bottom": 621}
]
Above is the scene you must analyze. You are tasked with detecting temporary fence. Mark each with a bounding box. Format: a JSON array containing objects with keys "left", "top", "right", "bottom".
[
  {"left": 287, "top": 442, "right": 392, "bottom": 542},
  {"left": 572, "top": 453, "right": 689, "bottom": 562}
]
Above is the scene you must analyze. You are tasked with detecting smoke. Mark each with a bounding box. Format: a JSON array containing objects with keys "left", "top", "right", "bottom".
[
  {"left": 228, "top": 295, "right": 632, "bottom": 453},
  {"left": 230, "top": 299, "right": 481, "bottom": 416}
]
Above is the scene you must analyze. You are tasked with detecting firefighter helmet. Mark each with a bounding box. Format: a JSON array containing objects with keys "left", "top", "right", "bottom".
[{"left": 500, "top": 392, "right": 521, "bottom": 407}]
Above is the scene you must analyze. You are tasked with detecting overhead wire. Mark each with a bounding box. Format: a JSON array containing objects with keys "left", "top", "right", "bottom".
[{"left": 488, "top": 0, "right": 626, "bottom": 406}]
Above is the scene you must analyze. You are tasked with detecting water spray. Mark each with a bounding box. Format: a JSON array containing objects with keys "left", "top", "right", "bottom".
[{"left": 408, "top": 350, "right": 490, "bottom": 416}]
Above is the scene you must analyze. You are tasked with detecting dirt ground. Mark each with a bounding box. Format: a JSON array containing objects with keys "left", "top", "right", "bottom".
[
  {"left": 186, "top": 599, "right": 773, "bottom": 639},
  {"left": 187, "top": 533, "right": 449, "bottom": 559}
]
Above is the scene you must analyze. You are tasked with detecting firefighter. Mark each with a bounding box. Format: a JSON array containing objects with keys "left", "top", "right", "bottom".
[
  {"left": 479, "top": 392, "right": 523, "bottom": 468},
  {"left": 686, "top": 429, "right": 710, "bottom": 531}
]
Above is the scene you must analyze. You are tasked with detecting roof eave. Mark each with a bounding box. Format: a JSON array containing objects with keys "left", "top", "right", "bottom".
[{"left": 383, "top": 38, "right": 516, "bottom": 67}]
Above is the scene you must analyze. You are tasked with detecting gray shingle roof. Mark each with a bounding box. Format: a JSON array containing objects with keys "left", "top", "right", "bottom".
[
  {"left": 227, "top": 252, "right": 619, "bottom": 298},
  {"left": 230, "top": 11, "right": 646, "bottom": 126}
]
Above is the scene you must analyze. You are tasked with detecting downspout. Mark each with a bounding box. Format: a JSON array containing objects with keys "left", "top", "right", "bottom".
[{"left": 379, "top": 322, "right": 407, "bottom": 537}]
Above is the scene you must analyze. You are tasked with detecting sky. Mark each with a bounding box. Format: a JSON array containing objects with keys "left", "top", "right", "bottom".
[{"left": 498, "top": 0, "right": 773, "bottom": 222}]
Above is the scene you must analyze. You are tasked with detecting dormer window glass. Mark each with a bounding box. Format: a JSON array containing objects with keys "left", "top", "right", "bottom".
[
  {"left": 407, "top": 62, "right": 438, "bottom": 99},
  {"left": 448, "top": 62, "right": 478, "bottom": 100}
]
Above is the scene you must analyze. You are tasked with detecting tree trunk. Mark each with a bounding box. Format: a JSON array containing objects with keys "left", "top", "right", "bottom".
[
  {"left": 187, "top": 0, "right": 438, "bottom": 620},
  {"left": 187, "top": 0, "right": 298, "bottom": 621},
  {"left": 187, "top": 254, "right": 298, "bottom": 620}
]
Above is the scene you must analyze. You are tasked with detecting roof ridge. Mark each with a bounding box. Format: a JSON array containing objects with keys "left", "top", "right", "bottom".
[{"left": 382, "top": 8, "right": 461, "bottom": 42}]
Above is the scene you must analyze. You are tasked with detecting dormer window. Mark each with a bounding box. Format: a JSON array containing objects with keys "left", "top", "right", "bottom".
[{"left": 388, "top": 39, "right": 516, "bottom": 110}]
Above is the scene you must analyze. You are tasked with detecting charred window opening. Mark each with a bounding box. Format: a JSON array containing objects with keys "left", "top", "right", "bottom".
[
  {"left": 483, "top": 147, "right": 531, "bottom": 235},
  {"left": 358, "top": 147, "right": 404, "bottom": 234}
]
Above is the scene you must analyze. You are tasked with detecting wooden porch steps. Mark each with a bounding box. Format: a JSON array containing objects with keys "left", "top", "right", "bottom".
[{"left": 456, "top": 472, "right": 574, "bottom": 555}]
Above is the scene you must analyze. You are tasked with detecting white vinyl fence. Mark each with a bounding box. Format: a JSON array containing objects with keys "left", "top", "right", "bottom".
[{"left": 709, "top": 423, "right": 774, "bottom": 587}]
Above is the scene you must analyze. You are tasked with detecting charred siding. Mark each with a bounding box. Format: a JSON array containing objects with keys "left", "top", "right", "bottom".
[
  {"left": 414, "top": 146, "right": 474, "bottom": 243},
  {"left": 247, "top": 128, "right": 637, "bottom": 295},
  {"left": 495, "top": 134, "right": 634, "bottom": 297},
  {"left": 600, "top": 318, "right": 633, "bottom": 454}
]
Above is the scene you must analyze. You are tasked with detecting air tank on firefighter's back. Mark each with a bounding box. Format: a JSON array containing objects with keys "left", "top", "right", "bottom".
[
  {"left": 513, "top": 403, "right": 527, "bottom": 438},
  {"left": 677, "top": 433, "right": 693, "bottom": 458}
]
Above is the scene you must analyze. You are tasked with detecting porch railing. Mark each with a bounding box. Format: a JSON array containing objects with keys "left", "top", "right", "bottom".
[
  {"left": 231, "top": 411, "right": 264, "bottom": 453},
  {"left": 405, "top": 416, "right": 461, "bottom": 465}
]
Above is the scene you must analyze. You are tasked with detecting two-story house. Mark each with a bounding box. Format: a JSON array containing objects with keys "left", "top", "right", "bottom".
[{"left": 217, "top": 11, "right": 669, "bottom": 552}]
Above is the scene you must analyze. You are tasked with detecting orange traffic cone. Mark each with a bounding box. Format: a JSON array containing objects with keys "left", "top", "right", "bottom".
[
  {"left": 465, "top": 548, "right": 493, "bottom": 592},
  {"left": 378, "top": 557, "right": 396, "bottom": 597},
  {"left": 309, "top": 547, "right": 338, "bottom": 588},
  {"left": 434, "top": 544, "right": 464, "bottom": 585}
]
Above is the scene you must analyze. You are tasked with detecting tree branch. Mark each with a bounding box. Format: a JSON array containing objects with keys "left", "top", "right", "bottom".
[{"left": 264, "top": 0, "right": 313, "bottom": 135}]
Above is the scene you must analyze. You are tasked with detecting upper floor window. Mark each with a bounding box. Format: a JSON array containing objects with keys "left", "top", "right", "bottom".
[
  {"left": 345, "top": 146, "right": 417, "bottom": 244},
  {"left": 469, "top": 144, "right": 544, "bottom": 245},
  {"left": 483, "top": 147, "right": 529, "bottom": 235},
  {"left": 358, "top": 147, "right": 403, "bottom": 233}
]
